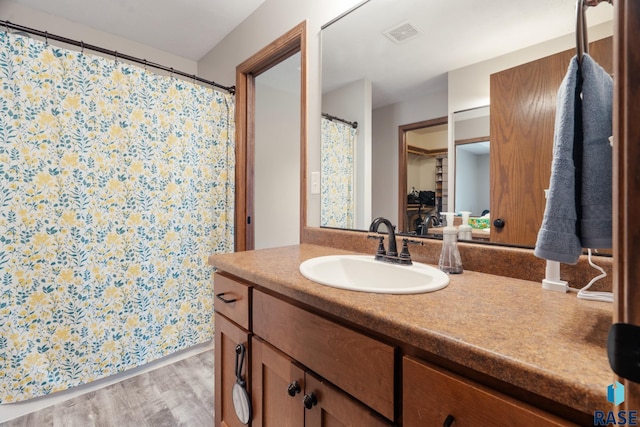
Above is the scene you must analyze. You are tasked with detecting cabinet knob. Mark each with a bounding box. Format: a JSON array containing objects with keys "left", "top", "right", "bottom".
[
  {"left": 493, "top": 218, "right": 505, "bottom": 228},
  {"left": 443, "top": 414, "right": 455, "bottom": 427},
  {"left": 287, "top": 381, "right": 301, "bottom": 397},
  {"left": 303, "top": 393, "right": 317, "bottom": 409}
]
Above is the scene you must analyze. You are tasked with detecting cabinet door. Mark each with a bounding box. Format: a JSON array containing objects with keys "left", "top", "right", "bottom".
[
  {"left": 489, "top": 37, "right": 612, "bottom": 246},
  {"left": 304, "top": 373, "right": 391, "bottom": 427},
  {"left": 215, "top": 313, "right": 251, "bottom": 427},
  {"left": 251, "top": 337, "right": 305, "bottom": 427},
  {"left": 403, "top": 356, "right": 576, "bottom": 427}
]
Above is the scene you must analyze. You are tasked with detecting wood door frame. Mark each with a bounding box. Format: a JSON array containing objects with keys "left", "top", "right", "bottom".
[
  {"left": 614, "top": 0, "right": 640, "bottom": 410},
  {"left": 234, "top": 21, "right": 307, "bottom": 252},
  {"left": 398, "top": 116, "right": 448, "bottom": 232}
]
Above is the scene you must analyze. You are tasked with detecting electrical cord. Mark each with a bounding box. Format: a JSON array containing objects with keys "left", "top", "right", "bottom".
[{"left": 568, "top": 249, "right": 613, "bottom": 302}]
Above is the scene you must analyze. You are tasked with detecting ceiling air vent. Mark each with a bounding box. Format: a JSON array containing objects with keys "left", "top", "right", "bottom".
[{"left": 383, "top": 21, "right": 423, "bottom": 44}]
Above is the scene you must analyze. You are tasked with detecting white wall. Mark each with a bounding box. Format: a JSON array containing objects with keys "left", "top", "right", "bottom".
[
  {"left": 254, "top": 58, "right": 301, "bottom": 249},
  {"left": 371, "top": 89, "right": 448, "bottom": 226},
  {"left": 0, "top": 2, "right": 197, "bottom": 74},
  {"left": 198, "top": 0, "right": 363, "bottom": 228},
  {"left": 322, "top": 78, "right": 372, "bottom": 229},
  {"left": 455, "top": 150, "right": 489, "bottom": 216},
  {"left": 454, "top": 149, "right": 477, "bottom": 214}
]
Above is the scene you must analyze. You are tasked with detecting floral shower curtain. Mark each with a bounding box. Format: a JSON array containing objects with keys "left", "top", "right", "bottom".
[
  {"left": 0, "top": 31, "right": 234, "bottom": 403},
  {"left": 321, "top": 118, "right": 357, "bottom": 228}
]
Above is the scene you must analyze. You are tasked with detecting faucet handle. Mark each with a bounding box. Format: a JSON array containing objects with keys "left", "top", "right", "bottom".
[
  {"left": 399, "top": 238, "right": 424, "bottom": 265},
  {"left": 368, "top": 234, "right": 386, "bottom": 257}
]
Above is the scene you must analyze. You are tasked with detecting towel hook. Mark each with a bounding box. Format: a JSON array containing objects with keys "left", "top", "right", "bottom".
[
  {"left": 576, "top": 0, "right": 588, "bottom": 64},
  {"left": 577, "top": 0, "right": 614, "bottom": 65}
]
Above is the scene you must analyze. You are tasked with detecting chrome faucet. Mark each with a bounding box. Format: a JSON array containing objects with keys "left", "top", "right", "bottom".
[{"left": 368, "top": 217, "right": 423, "bottom": 265}]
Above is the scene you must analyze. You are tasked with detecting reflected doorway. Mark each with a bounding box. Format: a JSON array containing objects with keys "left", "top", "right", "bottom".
[{"left": 398, "top": 116, "right": 448, "bottom": 233}]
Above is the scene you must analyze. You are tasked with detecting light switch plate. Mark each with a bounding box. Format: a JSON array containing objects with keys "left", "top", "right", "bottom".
[{"left": 311, "top": 171, "right": 320, "bottom": 194}]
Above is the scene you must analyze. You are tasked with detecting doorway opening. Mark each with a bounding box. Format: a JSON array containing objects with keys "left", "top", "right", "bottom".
[{"left": 234, "top": 22, "right": 307, "bottom": 251}]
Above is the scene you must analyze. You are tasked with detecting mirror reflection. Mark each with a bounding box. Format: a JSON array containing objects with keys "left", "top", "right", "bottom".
[
  {"left": 320, "top": 0, "right": 614, "bottom": 248},
  {"left": 403, "top": 121, "right": 447, "bottom": 235},
  {"left": 453, "top": 106, "right": 490, "bottom": 218}
]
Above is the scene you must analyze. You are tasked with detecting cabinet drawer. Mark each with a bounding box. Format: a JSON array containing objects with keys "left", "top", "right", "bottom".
[
  {"left": 253, "top": 290, "right": 395, "bottom": 420},
  {"left": 213, "top": 273, "right": 250, "bottom": 330},
  {"left": 403, "top": 356, "right": 577, "bottom": 427}
]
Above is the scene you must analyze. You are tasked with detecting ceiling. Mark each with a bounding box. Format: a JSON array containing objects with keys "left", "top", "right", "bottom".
[
  {"left": 5, "top": 0, "right": 266, "bottom": 61},
  {"left": 322, "top": 0, "right": 615, "bottom": 109}
]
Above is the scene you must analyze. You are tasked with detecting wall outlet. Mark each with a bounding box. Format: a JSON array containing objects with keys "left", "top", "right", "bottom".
[{"left": 311, "top": 171, "right": 320, "bottom": 194}]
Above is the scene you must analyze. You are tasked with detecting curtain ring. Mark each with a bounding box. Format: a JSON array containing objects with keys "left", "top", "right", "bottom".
[
  {"left": 44, "top": 30, "right": 48, "bottom": 45},
  {"left": 80, "top": 40, "right": 84, "bottom": 54},
  {"left": 170, "top": 67, "right": 174, "bottom": 78},
  {"left": 5, "top": 21, "right": 10, "bottom": 34},
  {"left": 143, "top": 59, "right": 147, "bottom": 70},
  {"left": 114, "top": 50, "right": 118, "bottom": 63}
]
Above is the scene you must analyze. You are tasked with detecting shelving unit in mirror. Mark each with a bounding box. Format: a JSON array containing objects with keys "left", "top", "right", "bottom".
[{"left": 436, "top": 155, "right": 448, "bottom": 213}]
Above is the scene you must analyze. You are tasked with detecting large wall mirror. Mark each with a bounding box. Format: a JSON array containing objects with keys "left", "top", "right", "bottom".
[{"left": 319, "top": 0, "right": 613, "bottom": 249}]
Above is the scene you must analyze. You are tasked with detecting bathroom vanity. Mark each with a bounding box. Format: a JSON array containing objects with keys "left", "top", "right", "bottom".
[{"left": 210, "top": 244, "right": 613, "bottom": 426}]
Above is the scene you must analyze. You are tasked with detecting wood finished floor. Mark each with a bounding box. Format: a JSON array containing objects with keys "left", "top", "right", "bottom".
[{"left": 3, "top": 350, "right": 214, "bottom": 427}]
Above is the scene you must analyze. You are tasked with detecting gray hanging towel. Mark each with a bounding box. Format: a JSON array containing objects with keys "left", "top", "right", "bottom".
[
  {"left": 535, "top": 54, "right": 613, "bottom": 264},
  {"left": 534, "top": 57, "right": 583, "bottom": 264},
  {"left": 579, "top": 54, "right": 613, "bottom": 249}
]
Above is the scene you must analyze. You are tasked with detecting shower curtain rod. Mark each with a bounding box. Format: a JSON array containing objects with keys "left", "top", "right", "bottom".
[
  {"left": 322, "top": 113, "right": 358, "bottom": 129},
  {"left": 1, "top": 19, "right": 235, "bottom": 94}
]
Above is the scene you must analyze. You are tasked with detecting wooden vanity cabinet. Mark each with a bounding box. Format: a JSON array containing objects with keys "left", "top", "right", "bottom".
[
  {"left": 402, "top": 356, "right": 577, "bottom": 427},
  {"left": 251, "top": 337, "right": 390, "bottom": 427},
  {"left": 214, "top": 271, "right": 580, "bottom": 426}
]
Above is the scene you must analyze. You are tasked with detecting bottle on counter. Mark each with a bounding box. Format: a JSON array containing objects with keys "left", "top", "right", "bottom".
[{"left": 438, "top": 212, "right": 463, "bottom": 274}]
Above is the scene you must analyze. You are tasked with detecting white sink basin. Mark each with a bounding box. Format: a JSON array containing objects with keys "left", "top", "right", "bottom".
[{"left": 299, "top": 255, "right": 449, "bottom": 294}]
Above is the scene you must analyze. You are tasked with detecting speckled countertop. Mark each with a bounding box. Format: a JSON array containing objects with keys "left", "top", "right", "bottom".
[{"left": 208, "top": 243, "right": 614, "bottom": 418}]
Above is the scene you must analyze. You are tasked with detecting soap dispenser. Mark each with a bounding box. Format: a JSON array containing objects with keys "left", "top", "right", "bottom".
[
  {"left": 439, "top": 212, "right": 463, "bottom": 274},
  {"left": 459, "top": 211, "right": 473, "bottom": 241}
]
